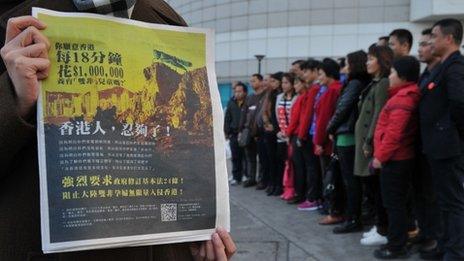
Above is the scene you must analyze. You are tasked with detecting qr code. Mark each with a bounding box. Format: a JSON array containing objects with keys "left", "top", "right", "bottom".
[{"left": 161, "top": 203, "right": 177, "bottom": 222}]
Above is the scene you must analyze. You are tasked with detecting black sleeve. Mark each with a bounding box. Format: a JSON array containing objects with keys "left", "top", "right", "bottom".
[
  {"left": 326, "top": 80, "right": 362, "bottom": 134},
  {"left": 238, "top": 96, "right": 249, "bottom": 132},
  {"left": 446, "top": 61, "right": 464, "bottom": 132},
  {"left": 0, "top": 72, "right": 35, "bottom": 178},
  {"left": 223, "top": 100, "right": 232, "bottom": 135}
]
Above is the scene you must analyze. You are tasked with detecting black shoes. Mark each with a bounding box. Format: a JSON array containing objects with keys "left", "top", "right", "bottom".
[
  {"left": 266, "top": 186, "right": 275, "bottom": 196},
  {"left": 419, "top": 243, "right": 444, "bottom": 261},
  {"left": 271, "top": 187, "right": 283, "bottom": 196},
  {"left": 333, "top": 220, "right": 363, "bottom": 234},
  {"left": 243, "top": 180, "right": 257, "bottom": 188},
  {"left": 256, "top": 182, "right": 267, "bottom": 190},
  {"left": 373, "top": 247, "right": 409, "bottom": 260}
]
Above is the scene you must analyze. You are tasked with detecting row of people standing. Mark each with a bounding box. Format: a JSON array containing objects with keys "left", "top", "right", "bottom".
[{"left": 224, "top": 18, "right": 464, "bottom": 260}]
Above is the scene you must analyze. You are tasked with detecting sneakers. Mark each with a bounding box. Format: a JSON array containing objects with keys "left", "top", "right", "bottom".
[
  {"left": 360, "top": 231, "right": 388, "bottom": 246},
  {"left": 229, "top": 180, "right": 241, "bottom": 186},
  {"left": 297, "top": 200, "right": 322, "bottom": 211},
  {"left": 363, "top": 226, "right": 378, "bottom": 238}
]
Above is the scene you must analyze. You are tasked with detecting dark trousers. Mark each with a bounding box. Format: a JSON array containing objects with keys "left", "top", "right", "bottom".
[
  {"left": 229, "top": 134, "right": 246, "bottom": 182},
  {"left": 274, "top": 142, "right": 287, "bottom": 190},
  {"left": 363, "top": 175, "right": 389, "bottom": 235},
  {"left": 338, "top": 145, "right": 362, "bottom": 221},
  {"left": 257, "top": 135, "right": 270, "bottom": 186},
  {"left": 263, "top": 132, "right": 277, "bottom": 188},
  {"left": 412, "top": 154, "right": 442, "bottom": 240},
  {"left": 292, "top": 136, "right": 322, "bottom": 201},
  {"left": 245, "top": 140, "right": 257, "bottom": 182},
  {"left": 380, "top": 159, "right": 414, "bottom": 250},
  {"left": 428, "top": 154, "right": 464, "bottom": 260}
]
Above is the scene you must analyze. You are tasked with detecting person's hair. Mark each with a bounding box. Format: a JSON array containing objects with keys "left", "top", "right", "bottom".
[
  {"left": 282, "top": 72, "right": 296, "bottom": 86},
  {"left": 368, "top": 45, "right": 394, "bottom": 78},
  {"left": 252, "top": 73, "right": 263, "bottom": 81},
  {"left": 319, "top": 58, "right": 340, "bottom": 80},
  {"left": 337, "top": 57, "right": 346, "bottom": 68},
  {"left": 389, "top": 29, "right": 413, "bottom": 50},
  {"left": 270, "top": 71, "right": 284, "bottom": 83},
  {"left": 346, "top": 50, "right": 371, "bottom": 84},
  {"left": 392, "top": 56, "right": 420, "bottom": 83},
  {"left": 300, "top": 59, "right": 321, "bottom": 71},
  {"left": 234, "top": 82, "right": 248, "bottom": 93},
  {"left": 291, "top": 59, "right": 305, "bottom": 68},
  {"left": 378, "top": 36, "right": 389, "bottom": 42},
  {"left": 422, "top": 28, "right": 432, "bottom": 36},
  {"left": 433, "top": 18, "right": 463, "bottom": 45}
]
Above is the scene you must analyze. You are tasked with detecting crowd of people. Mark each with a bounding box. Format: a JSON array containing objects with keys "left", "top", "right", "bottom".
[{"left": 223, "top": 18, "right": 464, "bottom": 260}]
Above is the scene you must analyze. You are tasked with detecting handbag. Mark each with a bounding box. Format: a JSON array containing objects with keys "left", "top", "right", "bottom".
[{"left": 323, "top": 153, "right": 340, "bottom": 201}]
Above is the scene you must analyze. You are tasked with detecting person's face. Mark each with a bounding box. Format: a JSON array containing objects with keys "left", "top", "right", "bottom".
[
  {"left": 317, "top": 69, "right": 329, "bottom": 86},
  {"left": 294, "top": 79, "right": 304, "bottom": 93},
  {"left": 281, "top": 77, "right": 293, "bottom": 94},
  {"left": 269, "top": 77, "right": 280, "bottom": 90},
  {"left": 388, "top": 68, "right": 405, "bottom": 88},
  {"left": 250, "top": 76, "right": 262, "bottom": 90},
  {"left": 389, "top": 35, "right": 409, "bottom": 57},
  {"left": 291, "top": 64, "right": 303, "bottom": 78},
  {"left": 234, "top": 85, "right": 246, "bottom": 100},
  {"left": 366, "top": 54, "right": 381, "bottom": 76},
  {"left": 303, "top": 68, "right": 318, "bottom": 83},
  {"left": 431, "top": 25, "right": 450, "bottom": 57},
  {"left": 263, "top": 75, "right": 271, "bottom": 89},
  {"left": 418, "top": 34, "right": 435, "bottom": 64},
  {"left": 342, "top": 57, "right": 350, "bottom": 74}
]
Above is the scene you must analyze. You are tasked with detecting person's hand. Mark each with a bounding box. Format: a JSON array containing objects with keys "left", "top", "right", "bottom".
[
  {"left": 372, "top": 158, "right": 382, "bottom": 169},
  {"left": 315, "top": 145, "right": 324, "bottom": 155},
  {"left": 328, "top": 134, "right": 334, "bottom": 141},
  {"left": 190, "top": 227, "right": 237, "bottom": 261},
  {"left": 264, "top": 123, "right": 274, "bottom": 132},
  {"left": 363, "top": 150, "right": 372, "bottom": 158},
  {"left": 1, "top": 16, "right": 50, "bottom": 119}
]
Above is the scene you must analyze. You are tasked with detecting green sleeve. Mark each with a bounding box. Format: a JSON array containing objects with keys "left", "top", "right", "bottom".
[{"left": 363, "top": 78, "right": 389, "bottom": 153}]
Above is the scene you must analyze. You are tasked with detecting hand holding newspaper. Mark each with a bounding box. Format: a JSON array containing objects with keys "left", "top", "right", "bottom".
[{"left": 33, "top": 7, "right": 229, "bottom": 253}]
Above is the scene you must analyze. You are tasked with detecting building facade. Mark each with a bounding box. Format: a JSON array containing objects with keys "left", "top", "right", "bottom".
[{"left": 166, "top": 0, "right": 464, "bottom": 105}]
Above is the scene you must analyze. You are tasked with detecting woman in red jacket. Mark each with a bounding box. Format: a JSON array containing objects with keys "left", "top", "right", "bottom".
[
  {"left": 372, "top": 56, "right": 421, "bottom": 259},
  {"left": 311, "top": 58, "right": 343, "bottom": 225}
]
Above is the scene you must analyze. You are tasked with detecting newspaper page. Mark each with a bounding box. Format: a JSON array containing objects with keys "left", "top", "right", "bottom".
[{"left": 33, "top": 7, "right": 229, "bottom": 253}]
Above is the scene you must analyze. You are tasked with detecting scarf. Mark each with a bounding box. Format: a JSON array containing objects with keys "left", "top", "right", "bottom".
[{"left": 73, "top": 0, "right": 136, "bottom": 18}]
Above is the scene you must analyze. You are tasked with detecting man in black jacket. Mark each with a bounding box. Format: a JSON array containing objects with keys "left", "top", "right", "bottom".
[
  {"left": 419, "top": 18, "right": 464, "bottom": 260},
  {"left": 239, "top": 73, "right": 265, "bottom": 188},
  {"left": 224, "top": 82, "right": 248, "bottom": 185}
]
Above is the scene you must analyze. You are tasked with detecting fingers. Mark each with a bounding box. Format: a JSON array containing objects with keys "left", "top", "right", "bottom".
[
  {"left": 2, "top": 26, "right": 50, "bottom": 56},
  {"left": 6, "top": 16, "right": 47, "bottom": 43},
  {"left": 17, "top": 42, "right": 48, "bottom": 59},
  {"left": 217, "top": 227, "right": 236, "bottom": 258},
  {"left": 199, "top": 241, "right": 206, "bottom": 260},
  {"left": 212, "top": 233, "right": 228, "bottom": 261},
  {"left": 190, "top": 243, "right": 204, "bottom": 261},
  {"left": 205, "top": 240, "right": 216, "bottom": 261}
]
